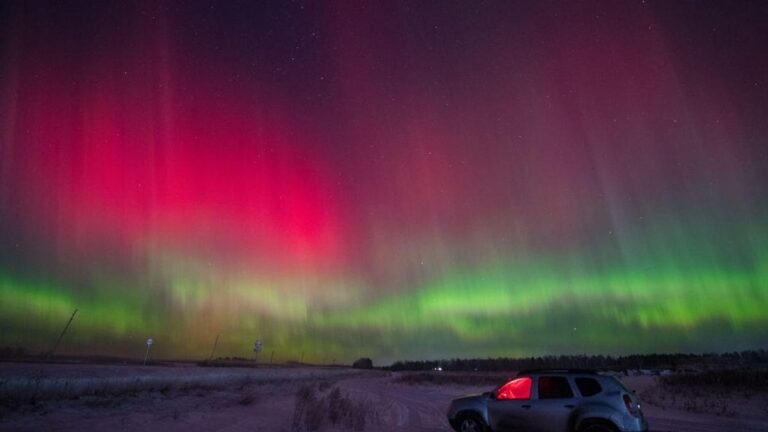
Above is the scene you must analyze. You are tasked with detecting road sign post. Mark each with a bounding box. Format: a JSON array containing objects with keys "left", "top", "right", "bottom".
[
  {"left": 144, "top": 337, "right": 153, "bottom": 365},
  {"left": 253, "top": 340, "right": 262, "bottom": 363}
]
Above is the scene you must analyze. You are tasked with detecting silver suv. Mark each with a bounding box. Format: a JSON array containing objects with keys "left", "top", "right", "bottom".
[{"left": 447, "top": 369, "right": 648, "bottom": 432}]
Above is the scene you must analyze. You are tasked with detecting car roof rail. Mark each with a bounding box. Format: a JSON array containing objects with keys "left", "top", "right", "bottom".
[{"left": 516, "top": 368, "right": 599, "bottom": 376}]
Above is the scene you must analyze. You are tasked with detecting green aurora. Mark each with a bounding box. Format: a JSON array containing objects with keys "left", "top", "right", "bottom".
[{"left": 2, "top": 217, "right": 766, "bottom": 363}]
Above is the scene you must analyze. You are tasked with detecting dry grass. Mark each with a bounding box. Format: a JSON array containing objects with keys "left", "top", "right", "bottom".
[
  {"left": 0, "top": 365, "right": 357, "bottom": 416},
  {"left": 640, "top": 369, "right": 768, "bottom": 417},
  {"left": 395, "top": 371, "right": 507, "bottom": 386},
  {"left": 659, "top": 368, "right": 768, "bottom": 390},
  {"left": 291, "top": 383, "right": 377, "bottom": 431},
  {"left": 0, "top": 373, "right": 247, "bottom": 408},
  {"left": 237, "top": 392, "right": 258, "bottom": 406}
]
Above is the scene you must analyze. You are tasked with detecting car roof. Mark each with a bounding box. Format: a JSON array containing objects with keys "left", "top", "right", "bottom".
[{"left": 516, "top": 369, "right": 599, "bottom": 377}]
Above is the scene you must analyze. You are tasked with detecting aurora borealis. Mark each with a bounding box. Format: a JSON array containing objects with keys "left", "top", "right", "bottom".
[{"left": 1, "top": 1, "right": 767, "bottom": 364}]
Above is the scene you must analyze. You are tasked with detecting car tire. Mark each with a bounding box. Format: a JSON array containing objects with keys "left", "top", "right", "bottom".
[
  {"left": 456, "top": 413, "right": 487, "bottom": 432},
  {"left": 582, "top": 423, "right": 618, "bottom": 432}
]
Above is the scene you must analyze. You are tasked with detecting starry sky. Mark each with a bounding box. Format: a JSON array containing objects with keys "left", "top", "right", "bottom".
[{"left": 1, "top": 1, "right": 767, "bottom": 363}]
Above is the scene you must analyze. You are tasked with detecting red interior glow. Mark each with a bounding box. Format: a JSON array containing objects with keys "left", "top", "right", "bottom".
[{"left": 496, "top": 377, "right": 532, "bottom": 400}]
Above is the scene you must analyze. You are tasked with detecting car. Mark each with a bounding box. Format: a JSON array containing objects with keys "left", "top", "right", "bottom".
[{"left": 447, "top": 369, "right": 648, "bottom": 432}]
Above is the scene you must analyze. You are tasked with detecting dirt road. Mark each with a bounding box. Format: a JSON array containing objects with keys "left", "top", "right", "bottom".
[{"left": 1, "top": 364, "right": 766, "bottom": 432}]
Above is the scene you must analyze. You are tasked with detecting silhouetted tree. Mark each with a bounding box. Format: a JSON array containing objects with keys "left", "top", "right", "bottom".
[{"left": 352, "top": 357, "right": 373, "bottom": 369}]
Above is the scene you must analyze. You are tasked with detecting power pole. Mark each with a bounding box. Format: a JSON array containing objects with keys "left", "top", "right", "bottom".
[
  {"left": 49, "top": 308, "right": 78, "bottom": 357},
  {"left": 209, "top": 334, "right": 220, "bottom": 361},
  {"left": 270, "top": 350, "right": 275, "bottom": 364}
]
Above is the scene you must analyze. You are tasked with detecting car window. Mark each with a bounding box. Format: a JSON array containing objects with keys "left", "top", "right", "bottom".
[
  {"left": 575, "top": 377, "right": 602, "bottom": 397},
  {"left": 611, "top": 376, "right": 634, "bottom": 393},
  {"left": 496, "top": 377, "right": 532, "bottom": 400},
  {"left": 538, "top": 376, "right": 574, "bottom": 399}
]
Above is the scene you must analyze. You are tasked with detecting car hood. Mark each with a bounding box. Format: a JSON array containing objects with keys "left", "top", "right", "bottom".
[{"left": 453, "top": 392, "right": 487, "bottom": 402}]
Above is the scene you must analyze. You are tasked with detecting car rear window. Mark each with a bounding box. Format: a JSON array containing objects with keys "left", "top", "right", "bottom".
[
  {"left": 611, "top": 376, "right": 634, "bottom": 393},
  {"left": 575, "top": 377, "right": 602, "bottom": 397},
  {"left": 538, "top": 376, "right": 574, "bottom": 399}
]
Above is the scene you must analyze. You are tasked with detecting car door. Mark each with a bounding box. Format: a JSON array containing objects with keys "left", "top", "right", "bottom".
[
  {"left": 527, "top": 375, "right": 578, "bottom": 432},
  {"left": 486, "top": 377, "right": 535, "bottom": 431}
]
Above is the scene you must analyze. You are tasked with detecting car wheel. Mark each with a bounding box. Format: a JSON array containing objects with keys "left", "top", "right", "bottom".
[
  {"left": 582, "top": 423, "right": 618, "bottom": 432},
  {"left": 457, "top": 414, "right": 486, "bottom": 432}
]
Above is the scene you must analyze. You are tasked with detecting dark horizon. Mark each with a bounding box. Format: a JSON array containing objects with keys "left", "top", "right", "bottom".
[{"left": 2, "top": 344, "right": 767, "bottom": 371}]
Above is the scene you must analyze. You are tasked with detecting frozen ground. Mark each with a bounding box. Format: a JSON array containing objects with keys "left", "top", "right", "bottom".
[{"left": 0, "top": 363, "right": 766, "bottom": 431}]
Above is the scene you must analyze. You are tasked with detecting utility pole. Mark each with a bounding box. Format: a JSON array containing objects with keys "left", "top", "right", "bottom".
[
  {"left": 209, "top": 334, "right": 220, "bottom": 361},
  {"left": 270, "top": 350, "right": 275, "bottom": 364},
  {"left": 49, "top": 308, "right": 78, "bottom": 357}
]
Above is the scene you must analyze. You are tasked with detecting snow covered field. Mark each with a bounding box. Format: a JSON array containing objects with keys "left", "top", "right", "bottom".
[{"left": 1, "top": 363, "right": 766, "bottom": 432}]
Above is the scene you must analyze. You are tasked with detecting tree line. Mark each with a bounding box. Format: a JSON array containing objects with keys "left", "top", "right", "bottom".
[{"left": 386, "top": 350, "right": 768, "bottom": 372}]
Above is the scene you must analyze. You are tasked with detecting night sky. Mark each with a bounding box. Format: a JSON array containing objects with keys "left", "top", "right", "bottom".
[{"left": 1, "top": 1, "right": 767, "bottom": 363}]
